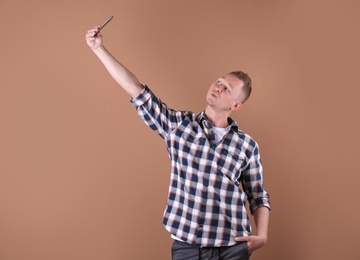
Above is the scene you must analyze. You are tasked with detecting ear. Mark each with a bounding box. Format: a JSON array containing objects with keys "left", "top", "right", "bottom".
[{"left": 231, "top": 101, "right": 243, "bottom": 111}]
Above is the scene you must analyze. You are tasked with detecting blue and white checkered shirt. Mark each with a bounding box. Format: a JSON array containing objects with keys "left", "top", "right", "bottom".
[{"left": 131, "top": 86, "right": 271, "bottom": 247}]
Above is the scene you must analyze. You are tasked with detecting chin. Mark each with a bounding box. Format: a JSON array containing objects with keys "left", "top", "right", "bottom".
[{"left": 205, "top": 97, "right": 214, "bottom": 106}]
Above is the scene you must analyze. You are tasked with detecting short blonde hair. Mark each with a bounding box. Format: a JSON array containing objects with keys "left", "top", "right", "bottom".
[{"left": 230, "top": 71, "right": 252, "bottom": 103}]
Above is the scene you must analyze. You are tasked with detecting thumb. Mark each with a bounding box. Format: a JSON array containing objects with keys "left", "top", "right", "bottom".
[{"left": 234, "top": 236, "right": 250, "bottom": 242}]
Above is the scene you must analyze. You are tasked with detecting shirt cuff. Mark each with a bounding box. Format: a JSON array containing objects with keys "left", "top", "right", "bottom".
[
  {"left": 250, "top": 197, "right": 272, "bottom": 214},
  {"left": 130, "top": 84, "right": 153, "bottom": 107}
]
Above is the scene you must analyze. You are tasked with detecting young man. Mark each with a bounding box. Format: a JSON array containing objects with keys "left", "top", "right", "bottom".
[{"left": 86, "top": 26, "right": 271, "bottom": 260}]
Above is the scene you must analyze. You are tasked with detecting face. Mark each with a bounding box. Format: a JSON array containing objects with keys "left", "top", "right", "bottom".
[{"left": 206, "top": 74, "right": 244, "bottom": 112}]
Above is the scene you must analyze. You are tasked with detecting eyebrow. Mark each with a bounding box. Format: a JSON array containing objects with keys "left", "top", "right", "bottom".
[{"left": 221, "top": 77, "right": 233, "bottom": 89}]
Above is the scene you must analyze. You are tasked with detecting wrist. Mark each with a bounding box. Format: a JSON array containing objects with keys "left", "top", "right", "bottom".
[
  {"left": 257, "top": 234, "right": 267, "bottom": 246},
  {"left": 93, "top": 45, "right": 105, "bottom": 55}
]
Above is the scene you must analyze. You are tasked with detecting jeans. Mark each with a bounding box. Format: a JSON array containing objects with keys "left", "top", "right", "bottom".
[{"left": 171, "top": 240, "right": 250, "bottom": 260}]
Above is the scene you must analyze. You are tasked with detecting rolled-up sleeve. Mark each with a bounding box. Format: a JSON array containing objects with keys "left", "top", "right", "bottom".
[
  {"left": 130, "top": 85, "right": 188, "bottom": 139},
  {"left": 241, "top": 142, "right": 271, "bottom": 214}
]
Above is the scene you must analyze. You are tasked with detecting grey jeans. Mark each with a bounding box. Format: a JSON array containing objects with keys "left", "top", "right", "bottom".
[{"left": 171, "top": 240, "right": 250, "bottom": 260}]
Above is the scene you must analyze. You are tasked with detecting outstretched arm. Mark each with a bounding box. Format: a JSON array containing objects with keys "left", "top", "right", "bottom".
[{"left": 85, "top": 26, "right": 144, "bottom": 98}]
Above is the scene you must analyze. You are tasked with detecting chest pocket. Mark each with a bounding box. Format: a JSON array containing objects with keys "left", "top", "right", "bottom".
[
  {"left": 216, "top": 150, "right": 246, "bottom": 186},
  {"left": 181, "top": 133, "right": 206, "bottom": 152}
]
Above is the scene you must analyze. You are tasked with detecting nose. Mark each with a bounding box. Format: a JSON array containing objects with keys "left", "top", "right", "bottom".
[{"left": 215, "top": 84, "right": 224, "bottom": 93}]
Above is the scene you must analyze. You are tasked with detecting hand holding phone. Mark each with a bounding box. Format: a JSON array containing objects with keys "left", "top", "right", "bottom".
[{"left": 93, "top": 16, "right": 114, "bottom": 37}]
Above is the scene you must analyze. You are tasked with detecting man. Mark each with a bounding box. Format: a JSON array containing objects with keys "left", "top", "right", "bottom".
[{"left": 86, "top": 26, "right": 271, "bottom": 260}]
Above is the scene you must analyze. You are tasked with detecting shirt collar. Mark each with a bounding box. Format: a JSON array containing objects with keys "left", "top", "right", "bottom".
[{"left": 197, "top": 111, "right": 239, "bottom": 132}]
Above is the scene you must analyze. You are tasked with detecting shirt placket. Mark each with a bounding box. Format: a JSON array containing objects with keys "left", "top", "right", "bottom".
[{"left": 196, "top": 120, "right": 217, "bottom": 244}]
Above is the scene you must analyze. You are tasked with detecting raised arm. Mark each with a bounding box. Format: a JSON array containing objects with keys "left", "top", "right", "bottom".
[{"left": 85, "top": 26, "right": 144, "bottom": 98}]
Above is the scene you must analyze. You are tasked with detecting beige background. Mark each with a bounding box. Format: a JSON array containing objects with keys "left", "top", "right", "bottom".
[{"left": 1, "top": 0, "right": 359, "bottom": 259}]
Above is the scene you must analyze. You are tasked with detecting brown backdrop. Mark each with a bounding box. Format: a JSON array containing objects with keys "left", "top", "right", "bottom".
[{"left": 1, "top": 0, "right": 359, "bottom": 259}]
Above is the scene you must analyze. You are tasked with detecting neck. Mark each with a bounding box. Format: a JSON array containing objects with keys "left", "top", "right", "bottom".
[{"left": 204, "top": 105, "right": 230, "bottom": 128}]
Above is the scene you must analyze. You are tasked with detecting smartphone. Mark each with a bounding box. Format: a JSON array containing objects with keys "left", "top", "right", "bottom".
[{"left": 93, "top": 16, "right": 114, "bottom": 37}]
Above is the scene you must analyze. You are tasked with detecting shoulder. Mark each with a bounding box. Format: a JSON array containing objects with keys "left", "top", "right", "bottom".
[{"left": 233, "top": 128, "right": 259, "bottom": 151}]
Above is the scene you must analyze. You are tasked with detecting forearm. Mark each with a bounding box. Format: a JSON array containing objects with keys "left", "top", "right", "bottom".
[
  {"left": 253, "top": 206, "right": 270, "bottom": 240},
  {"left": 234, "top": 206, "right": 270, "bottom": 253},
  {"left": 93, "top": 45, "right": 143, "bottom": 98}
]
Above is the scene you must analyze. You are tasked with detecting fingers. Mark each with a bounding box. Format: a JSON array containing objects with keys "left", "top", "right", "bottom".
[
  {"left": 85, "top": 26, "right": 103, "bottom": 50},
  {"left": 235, "top": 235, "right": 266, "bottom": 255},
  {"left": 86, "top": 27, "right": 102, "bottom": 45},
  {"left": 86, "top": 26, "right": 101, "bottom": 37}
]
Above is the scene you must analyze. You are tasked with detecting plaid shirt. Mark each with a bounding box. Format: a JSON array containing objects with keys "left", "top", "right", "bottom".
[{"left": 131, "top": 86, "right": 271, "bottom": 247}]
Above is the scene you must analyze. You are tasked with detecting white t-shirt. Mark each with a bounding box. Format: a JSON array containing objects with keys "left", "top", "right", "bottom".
[{"left": 212, "top": 126, "right": 227, "bottom": 143}]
